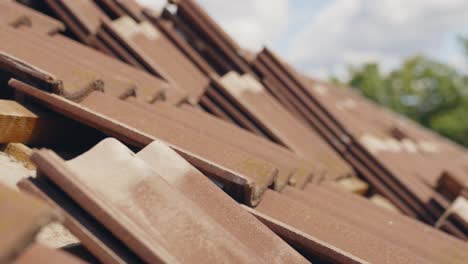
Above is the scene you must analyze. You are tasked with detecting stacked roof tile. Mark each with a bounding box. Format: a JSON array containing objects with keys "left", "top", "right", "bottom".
[
  {"left": 0, "top": 182, "right": 84, "bottom": 263},
  {"left": 0, "top": 0, "right": 467, "bottom": 263}
]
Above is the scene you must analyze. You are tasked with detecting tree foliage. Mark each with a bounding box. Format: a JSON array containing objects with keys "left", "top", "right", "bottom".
[{"left": 334, "top": 38, "right": 468, "bottom": 146}]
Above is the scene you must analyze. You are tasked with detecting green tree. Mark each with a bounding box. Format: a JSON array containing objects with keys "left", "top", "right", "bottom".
[
  {"left": 335, "top": 38, "right": 468, "bottom": 146},
  {"left": 459, "top": 36, "right": 468, "bottom": 59}
]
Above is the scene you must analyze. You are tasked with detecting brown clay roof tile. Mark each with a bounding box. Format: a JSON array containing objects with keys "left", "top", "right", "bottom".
[
  {"left": 0, "top": 183, "right": 61, "bottom": 263},
  {"left": 2, "top": 0, "right": 468, "bottom": 260},
  {"left": 137, "top": 141, "right": 309, "bottom": 263},
  {"left": 29, "top": 138, "right": 265, "bottom": 263},
  {"left": 0, "top": 1, "right": 65, "bottom": 35},
  {"left": 251, "top": 190, "right": 435, "bottom": 264},
  {"left": 13, "top": 244, "right": 87, "bottom": 264},
  {"left": 10, "top": 80, "right": 277, "bottom": 205}
]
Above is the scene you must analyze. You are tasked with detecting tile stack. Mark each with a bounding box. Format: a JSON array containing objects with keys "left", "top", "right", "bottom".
[{"left": 0, "top": 0, "right": 467, "bottom": 263}]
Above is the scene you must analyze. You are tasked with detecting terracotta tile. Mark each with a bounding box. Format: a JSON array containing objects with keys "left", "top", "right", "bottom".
[
  {"left": 173, "top": 0, "right": 252, "bottom": 74},
  {"left": 104, "top": 16, "right": 209, "bottom": 103},
  {"left": 436, "top": 196, "right": 468, "bottom": 235},
  {"left": 13, "top": 244, "right": 86, "bottom": 264},
  {"left": 3, "top": 0, "right": 468, "bottom": 250},
  {"left": 203, "top": 83, "right": 267, "bottom": 135},
  {"left": 144, "top": 10, "right": 217, "bottom": 77},
  {"left": 79, "top": 91, "right": 278, "bottom": 204},
  {"left": 128, "top": 100, "right": 315, "bottom": 190},
  {"left": 252, "top": 190, "right": 434, "bottom": 264},
  {"left": 438, "top": 169, "right": 468, "bottom": 200},
  {"left": 137, "top": 141, "right": 309, "bottom": 263},
  {"left": 30, "top": 138, "right": 264, "bottom": 263},
  {"left": 0, "top": 26, "right": 168, "bottom": 102},
  {"left": 44, "top": 0, "right": 109, "bottom": 42},
  {"left": 95, "top": 0, "right": 144, "bottom": 22},
  {"left": 219, "top": 71, "right": 352, "bottom": 181},
  {"left": 252, "top": 48, "right": 464, "bottom": 234},
  {"left": 9, "top": 80, "right": 276, "bottom": 205},
  {"left": 18, "top": 176, "right": 138, "bottom": 264},
  {"left": 48, "top": 34, "right": 171, "bottom": 103},
  {"left": 287, "top": 186, "right": 468, "bottom": 263},
  {"left": 0, "top": 1, "right": 64, "bottom": 35},
  {"left": 0, "top": 184, "right": 61, "bottom": 263}
]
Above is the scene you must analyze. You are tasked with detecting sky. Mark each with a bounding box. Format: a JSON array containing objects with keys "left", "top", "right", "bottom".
[{"left": 138, "top": 0, "right": 468, "bottom": 80}]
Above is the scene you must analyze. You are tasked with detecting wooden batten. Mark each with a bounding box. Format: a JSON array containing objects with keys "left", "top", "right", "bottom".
[
  {"left": 1, "top": 143, "right": 35, "bottom": 170},
  {"left": 0, "top": 100, "right": 38, "bottom": 144}
]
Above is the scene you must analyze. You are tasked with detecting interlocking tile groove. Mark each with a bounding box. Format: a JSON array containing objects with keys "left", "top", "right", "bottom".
[
  {"left": 0, "top": 26, "right": 169, "bottom": 102},
  {"left": 19, "top": 176, "right": 142, "bottom": 264},
  {"left": 44, "top": 0, "right": 109, "bottom": 43},
  {"left": 127, "top": 99, "right": 314, "bottom": 190},
  {"left": 2, "top": 0, "right": 468, "bottom": 259},
  {"left": 79, "top": 91, "right": 277, "bottom": 204},
  {"left": 30, "top": 139, "right": 266, "bottom": 263},
  {"left": 9, "top": 80, "right": 276, "bottom": 205},
  {"left": 173, "top": 0, "right": 253, "bottom": 74},
  {"left": 219, "top": 71, "right": 353, "bottom": 182},
  {"left": 252, "top": 190, "right": 436, "bottom": 264},
  {"left": 95, "top": 0, "right": 144, "bottom": 22},
  {"left": 103, "top": 16, "right": 208, "bottom": 103},
  {"left": 137, "top": 141, "right": 309, "bottom": 264},
  {"left": 143, "top": 9, "right": 217, "bottom": 77},
  {"left": 287, "top": 186, "right": 468, "bottom": 263},
  {"left": 252, "top": 48, "right": 466, "bottom": 233}
]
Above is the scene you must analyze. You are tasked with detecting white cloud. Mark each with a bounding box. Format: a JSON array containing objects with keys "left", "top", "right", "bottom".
[
  {"left": 136, "top": 0, "right": 289, "bottom": 50},
  {"left": 137, "top": 0, "right": 468, "bottom": 79},
  {"left": 287, "top": 0, "right": 468, "bottom": 78},
  {"left": 196, "top": 0, "right": 289, "bottom": 51}
]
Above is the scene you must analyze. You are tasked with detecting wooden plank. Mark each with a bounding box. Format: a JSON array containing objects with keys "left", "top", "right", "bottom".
[
  {"left": 0, "top": 100, "right": 37, "bottom": 144},
  {"left": 1, "top": 143, "right": 35, "bottom": 170},
  {"left": 0, "top": 99, "right": 89, "bottom": 146}
]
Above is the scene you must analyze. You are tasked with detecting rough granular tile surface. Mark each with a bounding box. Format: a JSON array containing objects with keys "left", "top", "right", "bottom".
[
  {"left": 0, "top": 152, "right": 78, "bottom": 250},
  {"left": 36, "top": 222, "right": 79, "bottom": 249},
  {"left": 0, "top": 151, "right": 34, "bottom": 189}
]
